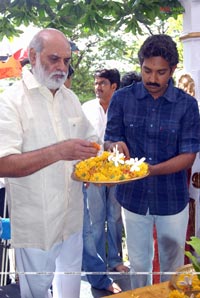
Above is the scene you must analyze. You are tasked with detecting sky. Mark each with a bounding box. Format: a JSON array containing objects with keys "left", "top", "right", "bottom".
[{"left": 0, "top": 25, "right": 40, "bottom": 56}]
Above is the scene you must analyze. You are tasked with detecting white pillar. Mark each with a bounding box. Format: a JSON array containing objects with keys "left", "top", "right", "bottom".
[
  {"left": 179, "top": 0, "right": 200, "bottom": 101},
  {"left": 179, "top": 0, "right": 200, "bottom": 237}
]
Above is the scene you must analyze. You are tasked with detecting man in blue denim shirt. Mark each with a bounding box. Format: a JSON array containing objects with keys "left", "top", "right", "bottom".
[{"left": 104, "top": 34, "right": 200, "bottom": 289}]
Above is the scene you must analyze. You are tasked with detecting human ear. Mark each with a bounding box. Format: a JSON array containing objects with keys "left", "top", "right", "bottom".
[
  {"left": 112, "top": 83, "right": 117, "bottom": 91},
  {"left": 170, "top": 65, "right": 177, "bottom": 76},
  {"left": 29, "top": 48, "right": 37, "bottom": 66}
]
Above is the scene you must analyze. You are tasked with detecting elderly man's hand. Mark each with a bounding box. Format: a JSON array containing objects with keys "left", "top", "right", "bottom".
[{"left": 59, "top": 139, "right": 99, "bottom": 161}]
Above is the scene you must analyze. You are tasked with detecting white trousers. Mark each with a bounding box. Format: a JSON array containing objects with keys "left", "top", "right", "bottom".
[
  {"left": 15, "top": 231, "right": 83, "bottom": 298},
  {"left": 123, "top": 204, "right": 189, "bottom": 288}
]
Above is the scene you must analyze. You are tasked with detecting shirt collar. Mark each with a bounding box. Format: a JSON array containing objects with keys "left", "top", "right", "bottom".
[
  {"left": 162, "top": 79, "right": 178, "bottom": 103},
  {"left": 22, "top": 68, "right": 41, "bottom": 90}
]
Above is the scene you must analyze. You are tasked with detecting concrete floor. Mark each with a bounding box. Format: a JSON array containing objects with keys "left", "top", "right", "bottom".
[{"left": 80, "top": 273, "right": 131, "bottom": 298}]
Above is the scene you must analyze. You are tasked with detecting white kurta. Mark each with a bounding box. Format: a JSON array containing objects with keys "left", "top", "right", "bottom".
[
  {"left": 0, "top": 69, "right": 98, "bottom": 250},
  {"left": 82, "top": 98, "right": 107, "bottom": 142}
]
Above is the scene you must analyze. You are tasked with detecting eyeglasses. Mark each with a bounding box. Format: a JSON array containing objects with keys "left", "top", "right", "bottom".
[{"left": 94, "top": 80, "right": 110, "bottom": 87}]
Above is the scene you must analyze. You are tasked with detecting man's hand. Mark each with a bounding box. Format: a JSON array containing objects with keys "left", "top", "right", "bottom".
[
  {"left": 58, "top": 139, "right": 99, "bottom": 161},
  {"left": 0, "top": 138, "right": 99, "bottom": 178},
  {"left": 104, "top": 141, "right": 130, "bottom": 159}
]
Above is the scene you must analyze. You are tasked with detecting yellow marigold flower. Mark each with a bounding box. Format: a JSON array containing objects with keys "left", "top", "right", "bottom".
[
  {"left": 168, "top": 290, "right": 187, "bottom": 298},
  {"left": 74, "top": 147, "right": 148, "bottom": 182}
]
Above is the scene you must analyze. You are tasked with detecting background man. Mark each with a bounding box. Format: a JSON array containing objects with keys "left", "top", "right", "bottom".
[
  {"left": 82, "top": 69, "right": 128, "bottom": 293},
  {"left": 120, "top": 71, "right": 141, "bottom": 88}
]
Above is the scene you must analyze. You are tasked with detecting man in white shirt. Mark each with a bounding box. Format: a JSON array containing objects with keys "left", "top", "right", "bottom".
[
  {"left": 0, "top": 28, "right": 99, "bottom": 298},
  {"left": 82, "top": 69, "right": 129, "bottom": 293}
]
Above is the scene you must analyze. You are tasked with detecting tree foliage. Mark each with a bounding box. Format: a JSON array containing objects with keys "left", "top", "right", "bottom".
[
  {"left": 0, "top": 0, "right": 184, "bottom": 40},
  {"left": 71, "top": 14, "right": 183, "bottom": 102},
  {"left": 0, "top": 0, "right": 184, "bottom": 101}
]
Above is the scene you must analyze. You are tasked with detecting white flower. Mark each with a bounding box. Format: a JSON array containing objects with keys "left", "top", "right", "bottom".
[
  {"left": 108, "top": 145, "right": 125, "bottom": 167},
  {"left": 125, "top": 157, "right": 146, "bottom": 172},
  {"left": 178, "top": 275, "right": 193, "bottom": 287}
]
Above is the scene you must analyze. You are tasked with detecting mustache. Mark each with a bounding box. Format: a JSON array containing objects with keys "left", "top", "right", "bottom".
[
  {"left": 50, "top": 71, "right": 67, "bottom": 78},
  {"left": 146, "top": 82, "right": 160, "bottom": 87}
]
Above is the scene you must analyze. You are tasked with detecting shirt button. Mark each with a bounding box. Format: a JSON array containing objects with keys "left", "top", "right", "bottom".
[
  {"left": 150, "top": 124, "right": 153, "bottom": 128},
  {"left": 148, "top": 157, "right": 152, "bottom": 161}
]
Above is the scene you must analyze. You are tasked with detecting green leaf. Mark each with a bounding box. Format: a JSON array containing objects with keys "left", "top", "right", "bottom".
[
  {"left": 186, "top": 237, "right": 200, "bottom": 256},
  {"left": 185, "top": 237, "right": 200, "bottom": 280}
]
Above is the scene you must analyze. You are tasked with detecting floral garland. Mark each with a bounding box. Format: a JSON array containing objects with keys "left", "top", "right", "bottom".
[{"left": 74, "top": 145, "right": 148, "bottom": 182}]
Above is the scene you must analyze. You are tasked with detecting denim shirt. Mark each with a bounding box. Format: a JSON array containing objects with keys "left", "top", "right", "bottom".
[{"left": 104, "top": 81, "right": 200, "bottom": 215}]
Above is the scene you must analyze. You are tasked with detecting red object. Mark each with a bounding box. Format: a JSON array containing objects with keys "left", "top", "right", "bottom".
[
  {"left": 13, "top": 48, "right": 28, "bottom": 61},
  {"left": 153, "top": 226, "right": 160, "bottom": 283},
  {"left": 0, "top": 55, "right": 22, "bottom": 79}
]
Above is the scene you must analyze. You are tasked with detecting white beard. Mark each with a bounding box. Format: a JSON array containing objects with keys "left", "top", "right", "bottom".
[{"left": 32, "top": 54, "right": 68, "bottom": 90}]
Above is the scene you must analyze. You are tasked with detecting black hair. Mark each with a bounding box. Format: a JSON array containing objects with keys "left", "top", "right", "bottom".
[
  {"left": 120, "top": 71, "right": 141, "bottom": 88},
  {"left": 138, "top": 34, "right": 179, "bottom": 67},
  {"left": 94, "top": 68, "right": 120, "bottom": 90},
  {"left": 20, "top": 58, "right": 30, "bottom": 67},
  {"left": 67, "top": 64, "right": 74, "bottom": 78}
]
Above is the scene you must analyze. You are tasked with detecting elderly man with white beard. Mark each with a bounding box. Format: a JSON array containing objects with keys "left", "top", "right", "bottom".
[{"left": 0, "top": 28, "right": 100, "bottom": 298}]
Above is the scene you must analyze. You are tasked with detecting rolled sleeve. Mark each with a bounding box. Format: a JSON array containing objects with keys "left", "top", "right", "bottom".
[{"left": 179, "top": 98, "right": 200, "bottom": 153}]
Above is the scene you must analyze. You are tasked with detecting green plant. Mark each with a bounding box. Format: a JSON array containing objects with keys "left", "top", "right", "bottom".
[{"left": 185, "top": 236, "right": 200, "bottom": 279}]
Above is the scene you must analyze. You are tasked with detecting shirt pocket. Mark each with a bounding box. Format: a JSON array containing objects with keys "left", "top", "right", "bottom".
[
  {"left": 159, "top": 120, "right": 179, "bottom": 156},
  {"left": 67, "top": 117, "right": 88, "bottom": 138},
  {"left": 124, "top": 116, "right": 145, "bottom": 144}
]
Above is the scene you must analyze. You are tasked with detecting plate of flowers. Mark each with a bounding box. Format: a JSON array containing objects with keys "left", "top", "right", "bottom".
[{"left": 73, "top": 145, "right": 149, "bottom": 184}]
